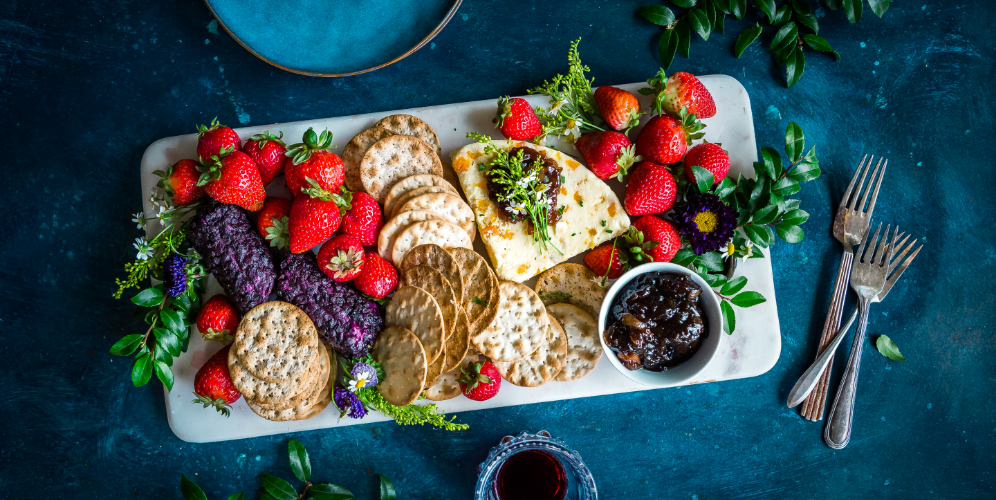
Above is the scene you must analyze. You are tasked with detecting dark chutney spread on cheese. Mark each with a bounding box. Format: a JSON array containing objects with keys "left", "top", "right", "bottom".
[{"left": 485, "top": 146, "right": 562, "bottom": 230}]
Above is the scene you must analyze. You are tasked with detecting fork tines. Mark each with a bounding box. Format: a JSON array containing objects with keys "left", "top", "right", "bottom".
[{"left": 841, "top": 155, "right": 888, "bottom": 218}]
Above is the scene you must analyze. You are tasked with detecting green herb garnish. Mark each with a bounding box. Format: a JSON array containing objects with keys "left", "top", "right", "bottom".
[
  {"left": 472, "top": 296, "right": 489, "bottom": 306},
  {"left": 528, "top": 38, "right": 604, "bottom": 144},
  {"left": 539, "top": 291, "right": 572, "bottom": 302}
]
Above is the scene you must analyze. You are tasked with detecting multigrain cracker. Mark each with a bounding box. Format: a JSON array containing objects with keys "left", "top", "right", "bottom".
[
  {"left": 534, "top": 263, "right": 608, "bottom": 320},
  {"left": 373, "top": 114, "right": 442, "bottom": 159},
  {"left": 547, "top": 303, "right": 602, "bottom": 382},
  {"left": 391, "top": 220, "right": 472, "bottom": 267},
  {"left": 372, "top": 325, "right": 428, "bottom": 407},
  {"left": 232, "top": 301, "right": 319, "bottom": 384},
  {"left": 342, "top": 127, "right": 395, "bottom": 192},
  {"left": 493, "top": 312, "right": 568, "bottom": 387},
  {"left": 425, "top": 351, "right": 482, "bottom": 401},
  {"left": 471, "top": 281, "right": 549, "bottom": 362},
  {"left": 383, "top": 174, "right": 457, "bottom": 217},
  {"left": 399, "top": 265, "right": 457, "bottom": 342},
  {"left": 246, "top": 343, "right": 334, "bottom": 421},
  {"left": 254, "top": 343, "right": 331, "bottom": 411},
  {"left": 395, "top": 192, "right": 476, "bottom": 240},
  {"left": 228, "top": 345, "right": 318, "bottom": 406},
  {"left": 401, "top": 244, "right": 464, "bottom": 304},
  {"left": 449, "top": 247, "right": 499, "bottom": 333},
  {"left": 442, "top": 307, "right": 471, "bottom": 373},
  {"left": 390, "top": 185, "right": 455, "bottom": 219},
  {"left": 385, "top": 286, "right": 445, "bottom": 363},
  {"left": 361, "top": 135, "right": 443, "bottom": 202},
  {"left": 377, "top": 210, "right": 446, "bottom": 260}
]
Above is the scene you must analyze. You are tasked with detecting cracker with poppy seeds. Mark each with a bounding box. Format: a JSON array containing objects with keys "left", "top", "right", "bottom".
[
  {"left": 377, "top": 210, "right": 447, "bottom": 261},
  {"left": 391, "top": 219, "right": 473, "bottom": 267},
  {"left": 228, "top": 343, "right": 320, "bottom": 406},
  {"left": 547, "top": 303, "right": 602, "bottom": 382},
  {"left": 472, "top": 281, "right": 549, "bottom": 362},
  {"left": 254, "top": 343, "right": 331, "bottom": 411},
  {"left": 400, "top": 244, "right": 464, "bottom": 304},
  {"left": 246, "top": 343, "right": 334, "bottom": 421},
  {"left": 534, "top": 263, "right": 607, "bottom": 320},
  {"left": 385, "top": 286, "right": 445, "bottom": 363},
  {"left": 399, "top": 265, "right": 457, "bottom": 341},
  {"left": 390, "top": 185, "right": 456, "bottom": 219},
  {"left": 395, "top": 192, "right": 476, "bottom": 240},
  {"left": 232, "top": 301, "right": 319, "bottom": 384},
  {"left": 493, "top": 312, "right": 568, "bottom": 387},
  {"left": 449, "top": 247, "right": 499, "bottom": 333},
  {"left": 342, "top": 127, "right": 396, "bottom": 192},
  {"left": 372, "top": 325, "right": 428, "bottom": 407},
  {"left": 383, "top": 174, "right": 457, "bottom": 217},
  {"left": 361, "top": 135, "right": 443, "bottom": 203},
  {"left": 373, "top": 114, "right": 443, "bottom": 160}
]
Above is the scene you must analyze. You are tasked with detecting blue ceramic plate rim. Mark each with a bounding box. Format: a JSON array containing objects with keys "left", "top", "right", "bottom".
[{"left": 202, "top": 0, "right": 463, "bottom": 77}]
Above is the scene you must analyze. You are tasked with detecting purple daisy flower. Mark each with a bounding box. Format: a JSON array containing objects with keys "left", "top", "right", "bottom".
[
  {"left": 333, "top": 386, "right": 367, "bottom": 419},
  {"left": 349, "top": 362, "right": 379, "bottom": 392},
  {"left": 672, "top": 193, "right": 737, "bottom": 255}
]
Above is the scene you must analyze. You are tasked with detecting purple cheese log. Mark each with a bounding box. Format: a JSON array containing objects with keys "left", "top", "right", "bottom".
[
  {"left": 275, "top": 252, "right": 383, "bottom": 359},
  {"left": 187, "top": 201, "right": 276, "bottom": 313}
]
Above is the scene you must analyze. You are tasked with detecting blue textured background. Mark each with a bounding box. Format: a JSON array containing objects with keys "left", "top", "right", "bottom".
[{"left": 0, "top": 0, "right": 993, "bottom": 498}]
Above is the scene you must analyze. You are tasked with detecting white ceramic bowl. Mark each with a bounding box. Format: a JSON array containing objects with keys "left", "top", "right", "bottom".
[{"left": 598, "top": 262, "right": 723, "bottom": 387}]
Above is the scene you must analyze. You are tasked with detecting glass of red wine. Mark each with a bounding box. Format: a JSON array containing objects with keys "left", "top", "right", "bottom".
[{"left": 475, "top": 430, "right": 597, "bottom": 500}]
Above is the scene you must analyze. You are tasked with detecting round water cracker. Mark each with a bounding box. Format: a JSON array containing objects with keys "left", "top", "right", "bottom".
[
  {"left": 425, "top": 351, "right": 482, "bottom": 401},
  {"left": 361, "top": 135, "right": 443, "bottom": 203},
  {"left": 399, "top": 265, "right": 457, "bottom": 342},
  {"left": 547, "top": 303, "right": 602, "bottom": 382},
  {"left": 246, "top": 344, "right": 335, "bottom": 421},
  {"left": 534, "top": 263, "right": 608, "bottom": 321},
  {"left": 373, "top": 114, "right": 442, "bottom": 159},
  {"left": 442, "top": 307, "right": 471, "bottom": 373},
  {"left": 471, "top": 281, "right": 549, "bottom": 362},
  {"left": 254, "top": 342, "right": 331, "bottom": 411},
  {"left": 342, "top": 127, "right": 396, "bottom": 193},
  {"left": 377, "top": 210, "right": 446, "bottom": 260},
  {"left": 384, "top": 174, "right": 456, "bottom": 218},
  {"left": 395, "top": 192, "right": 476, "bottom": 240},
  {"left": 372, "top": 325, "right": 428, "bottom": 407},
  {"left": 390, "top": 185, "right": 455, "bottom": 219},
  {"left": 449, "top": 248, "right": 499, "bottom": 334},
  {"left": 233, "top": 301, "right": 319, "bottom": 384},
  {"left": 385, "top": 286, "right": 445, "bottom": 364},
  {"left": 423, "top": 343, "right": 446, "bottom": 390},
  {"left": 391, "top": 220, "right": 473, "bottom": 267},
  {"left": 228, "top": 344, "right": 319, "bottom": 406},
  {"left": 401, "top": 244, "right": 464, "bottom": 305},
  {"left": 494, "top": 313, "right": 568, "bottom": 387}
]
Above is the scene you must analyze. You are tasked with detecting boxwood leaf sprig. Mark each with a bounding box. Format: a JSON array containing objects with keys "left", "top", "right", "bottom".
[
  {"left": 180, "top": 438, "right": 397, "bottom": 500},
  {"left": 638, "top": 0, "right": 889, "bottom": 87},
  {"left": 671, "top": 122, "right": 820, "bottom": 333}
]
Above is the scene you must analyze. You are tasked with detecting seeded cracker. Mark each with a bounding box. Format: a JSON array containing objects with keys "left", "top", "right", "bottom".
[
  {"left": 372, "top": 325, "right": 428, "bottom": 407},
  {"left": 547, "top": 303, "right": 602, "bottom": 382},
  {"left": 400, "top": 265, "right": 457, "bottom": 343},
  {"left": 442, "top": 307, "right": 471, "bottom": 373},
  {"left": 401, "top": 244, "right": 464, "bottom": 304},
  {"left": 494, "top": 312, "right": 568, "bottom": 387},
  {"left": 372, "top": 114, "right": 443, "bottom": 159},
  {"left": 390, "top": 185, "right": 457, "bottom": 219},
  {"left": 228, "top": 344, "right": 318, "bottom": 406},
  {"left": 471, "top": 281, "right": 549, "bottom": 362},
  {"left": 254, "top": 342, "right": 331, "bottom": 412},
  {"left": 534, "top": 263, "right": 608, "bottom": 320},
  {"left": 342, "top": 127, "right": 395, "bottom": 192},
  {"left": 395, "top": 192, "right": 476, "bottom": 240},
  {"left": 361, "top": 135, "right": 443, "bottom": 203},
  {"left": 391, "top": 220, "right": 473, "bottom": 267},
  {"left": 377, "top": 210, "right": 447, "bottom": 261},
  {"left": 385, "top": 286, "right": 445, "bottom": 363},
  {"left": 383, "top": 174, "right": 457, "bottom": 217},
  {"left": 425, "top": 351, "right": 482, "bottom": 402},
  {"left": 232, "top": 301, "right": 319, "bottom": 384},
  {"left": 246, "top": 343, "right": 334, "bottom": 421},
  {"left": 449, "top": 247, "right": 499, "bottom": 333}
]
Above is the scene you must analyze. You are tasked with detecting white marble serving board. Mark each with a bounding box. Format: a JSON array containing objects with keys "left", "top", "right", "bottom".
[{"left": 139, "top": 75, "right": 780, "bottom": 443}]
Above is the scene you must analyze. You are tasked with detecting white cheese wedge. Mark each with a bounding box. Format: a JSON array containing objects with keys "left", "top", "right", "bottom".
[{"left": 451, "top": 140, "right": 630, "bottom": 282}]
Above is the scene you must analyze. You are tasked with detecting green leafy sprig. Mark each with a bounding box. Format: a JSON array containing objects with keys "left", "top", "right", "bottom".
[
  {"left": 111, "top": 184, "right": 206, "bottom": 391},
  {"left": 468, "top": 132, "right": 562, "bottom": 256},
  {"left": 671, "top": 122, "right": 820, "bottom": 333},
  {"left": 339, "top": 356, "right": 469, "bottom": 431},
  {"left": 638, "top": 0, "right": 891, "bottom": 87},
  {"left": 180, "top": 438, "right": 396, "bottom": 500},
  {"left": 527, "top": 38, "right": 605, "bottom": 143}
]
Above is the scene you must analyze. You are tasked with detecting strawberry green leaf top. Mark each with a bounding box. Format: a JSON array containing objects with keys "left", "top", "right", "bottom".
[{"left": 286, "top": 127, "right": 336, "bottom": 165}]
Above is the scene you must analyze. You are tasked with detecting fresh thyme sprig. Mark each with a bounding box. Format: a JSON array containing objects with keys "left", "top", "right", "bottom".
[
  {"left": 527, "top": 38, "right": 605, "bottom": 144},
  {"left": 468, "top": 132, "right": 563, "bottom": 255}
]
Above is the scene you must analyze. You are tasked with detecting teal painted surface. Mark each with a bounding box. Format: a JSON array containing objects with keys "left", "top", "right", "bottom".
[
  {"left": 0, "top": 0, "right": 994, "bottom": 498},
  {"left": 206, "top": 0, "right": 457, "bottom": 74}
]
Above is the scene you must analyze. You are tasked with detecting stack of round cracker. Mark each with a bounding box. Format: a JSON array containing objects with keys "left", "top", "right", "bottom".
[{"left": 228, "top": 301, "right": 335, "bottom": 421}]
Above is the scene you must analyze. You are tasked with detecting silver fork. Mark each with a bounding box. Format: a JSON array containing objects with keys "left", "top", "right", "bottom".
[
  {"left": 800, "top": 155, "right": 887, "bottom": 421},
  {"left": 823, "top": 224, "right": 907, "bottom": 449},
  {"left": 787, "top": 232, "right": 922, "bottom": 408}
]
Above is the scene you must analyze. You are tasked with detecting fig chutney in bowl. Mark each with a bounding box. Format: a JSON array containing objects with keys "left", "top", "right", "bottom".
[{"left": 598, "top": 262, "right": 722, "bottom": 387}]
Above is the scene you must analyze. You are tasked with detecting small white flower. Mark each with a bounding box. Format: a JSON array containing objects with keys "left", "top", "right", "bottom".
[
  {"left": 132, "top": 212, "right": 146, "bottom": 229},
  {"left": 564, "top": 119, "right": 581, "bottom": 143},
  {"left": 720, "top": 242, "right": 736, "bottom": 258},
  {"left": 550, "top": 99, "right": 565, "bottom": 114},
  {"left": 133, "top": 237, "right": 154, "bottom": 261},
  {"left": 348, "top": 377, "right": 368, "bottom": 393},
  {"left": 743, "top": 243, "right": 754, "bottom": 258},
  {"left": 155, "top": 204, "right": 173, "bottom": 222}
]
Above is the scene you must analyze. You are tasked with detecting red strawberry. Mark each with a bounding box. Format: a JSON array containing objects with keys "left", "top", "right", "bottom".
[
  {"left": 197, "top": 150, "right": 265, "bottom": 211},
  {"left": 340, "top": 192, "right": 383, "bottom": 246},
  {"left": 635, "top": 112, "right": 705, "bottom": 165},
  {"left": 317, "top": 234, "right": 365, "bottom": 282},
  {"left": 458, "top": 361, "right": 501, "bottom": 401},
  {"left": 241, "top": 130, "right": 287, "bottom": 186},
  {"left": 594, "top": 86, "right": 642, "bottom": 131},
  {"left": 257, "top": 197, "right": 292, "bottom": 250},
  {"left": 683, "top": 142, "right": 730, "bottom": 185},
  {"left": 494, "top": 96, "right": 542, "bottom": 141},
  {"left": 159, "top": 159, "right": 207, "bottom": 206},
  {"left": 288, "top": 186, "right": 350, "bottom": 253},
  {"left": 352, "top": 252, "right": 398, "bottom": 299},
  {"left": 196, "top": 294, "right": 241, "bottom": 343},
  {"left": 661, "top": 72, "right": 716, "bottom": 119},
  {"left": 631, "top": 216, "right": 682, "bottom": 262},
  {"left": 624, "top": 161, "right": 677, "bottom": 215},
  {"left": 196, "top": 118, "right": 241, "bottom": 161},
  {"left": 284, "top": 128, "right": 345, "bottom": 196},
  {"left": 575, "top": 131, "right": 642, "bottom": 180},
  {"left": 192, "top": 344, "right": 241, "bottom": 417},
  {"left": 584, "top": 241, "right": 627, "bottom": 280}
]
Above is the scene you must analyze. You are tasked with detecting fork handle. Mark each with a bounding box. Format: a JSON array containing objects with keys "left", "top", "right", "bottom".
[
  {"left": 786, "top": 308, "right": 858, "bottom": 408},
  {"left": 823, "top": 299, "right": 872, "bottom": 449},
  {"left": 801, "top": 248, "right": 855, "bottom": 420}
]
